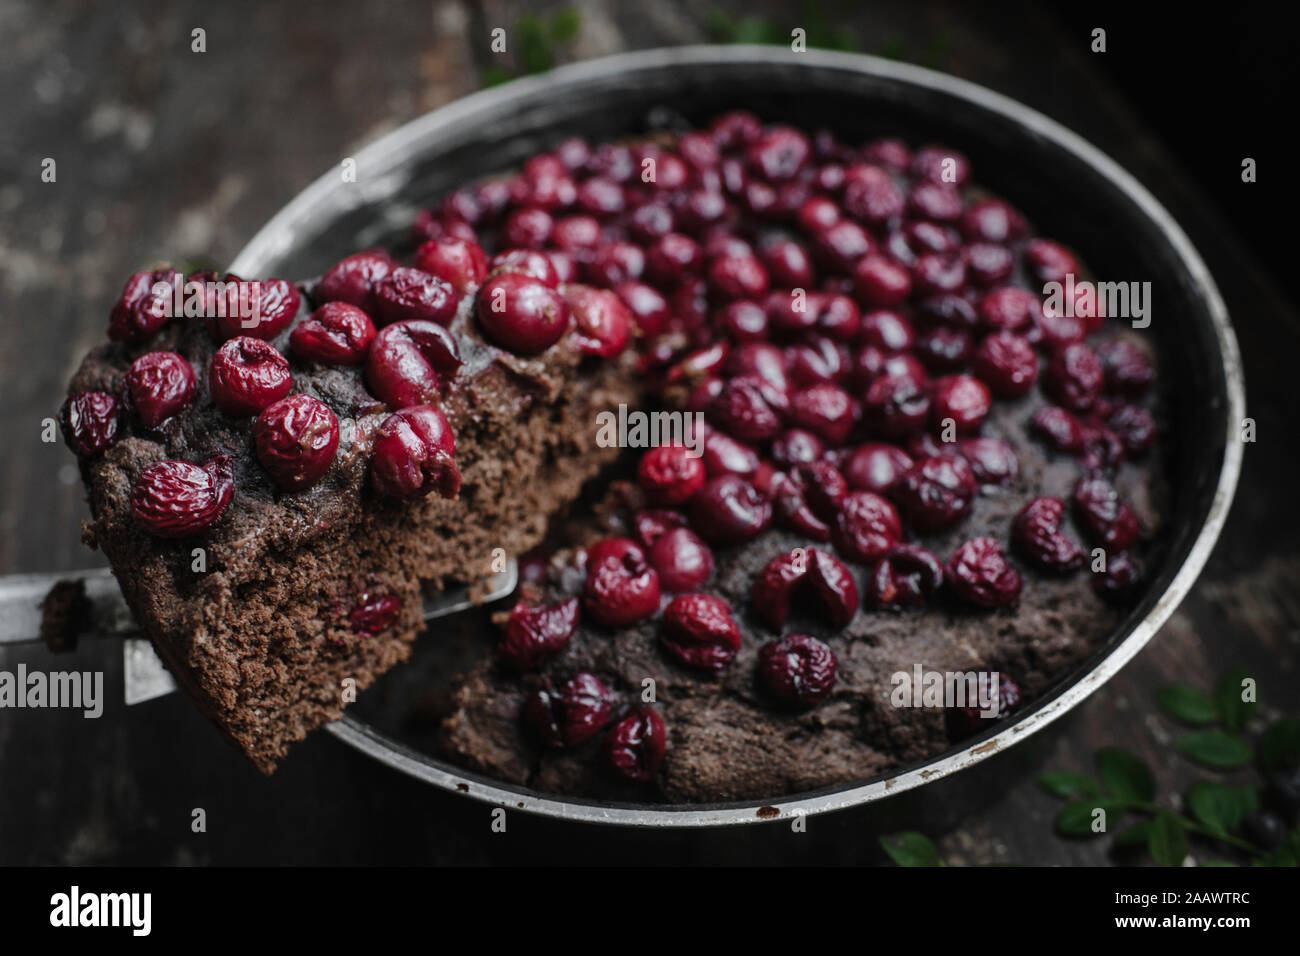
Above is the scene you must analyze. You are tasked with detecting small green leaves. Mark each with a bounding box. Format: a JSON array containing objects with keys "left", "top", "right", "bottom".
[
  {"left": 1149, "top": 811, "right": 1189, "bottom": 866},
  {"left": 1178, "top": 730, "right": 1253, "bottom": 769},
  {"left": 1186, "top": 782, "right": 1257, "bottom": 834},
  {"left": 879, "top": 831, "right": 942, "bottom": 867},
  {"left": 1115, "top": 820, "right": 1153, "bottom": 847},
  {"left": 1036, "top": 771, "right": 1098, "bottom": 799},
  {"left": 1214, "top": 669, "right": 1257, "bottom": 731},
  {"left": 1257, "top": 717, "right": 1300, "bottom": 771},
  {"left": 1155, "top": 685, "right": 1217, "bottom": 725},
  {"left": 1096, "top": 748, "right": 1156, "bottom": 802},
  {"left": 1055, "top": 799, "right": 1127, "bottom": 837}
]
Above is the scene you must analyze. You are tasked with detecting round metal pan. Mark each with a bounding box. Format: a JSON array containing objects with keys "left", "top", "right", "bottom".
[{"left": 229, "top": 45, "right": 1245, "bottom": 827}]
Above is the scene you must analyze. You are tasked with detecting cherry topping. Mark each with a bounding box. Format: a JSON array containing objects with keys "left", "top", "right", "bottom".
[
  {"left": 947, "top": 538, "right": 1022, "bottom": 607},
  {"left": 832, "top": 490, "right": 903, "bottom": 563},
  {"left": 317, "top": 251, "right": 393, "bottom": 313},
  {"left": 929, "top": 374, "right": 991, "bottom": 434},
  {"left": 661, "top": 593, "right": 742, "bottom": 671},
  {"left": 290, "top": 302, "right": 376, "bottom": 366},
  {"left": 842, "top": 443, "right": 913, "bottom": 494},
  {"left": 412, "top": 237, "right": 488, "bottom": 293},
  {"left": 583, "top": 537, "right": 661, "bottom": 628},
  {"left": 522, "top": 672, "right": 613, "bottom": 748},
  {"left": 108, "top": 268, "right": 174, "bottom": 342},
  {"left": 564, "top": 284, "right": 632, "bottom": 357},
  {"left": 476, "top": 273, "right": 570, "bottom": 355},
  {"left": 252, "top": 394, "right": 339, "bottom": 491},
  {"left": 638, "top": 445, "right": 706, "bottom": 506},
  {"left": 757, "top": 634, "right": 838, "bottom": 709},
  {"left": 604, "top": 707, "right": 666, "bottom": 782},
  {"left": 648, "top": 526, "right": 715, "bottom": 592},
  {"left": 1045, "top": 342, "right": 1104, "bottom": 412},
  {"left": 208, "top": 337, "right": 292, "bottom": 416},
  {"left": 1072, "top": 475, "right": 1140, "bottom": 551},
  {"left": 131, "top": 456, "right": 234, "bottom": 538},
  {"left": 499, "top": 597, "right": 579, "bottom": 670},
  {"left": 1012, "top": 496, "right": 1084, "bottom": 571},
  {"left": 61, "top": 391, "right": 121, "bottom": 456},
  {"left": 688, "top": 475, "right": 772, "bottom": 545},
  {"left": 369, "top": 404, "right": 460, "bottom": 500},
  {"left": 972, "top": 331, "right": 1038, "bottom": 397},
  {"left": 206, "top": 277, "right": 300, "bottom": 341},
  {"left": 947, "top": 672, "right": 1023, "bottom": 739},
  {"left": 863, "top": 544, "right": 945, "bottom": 608},
  {"left": 890, "top": 455, "right": 977, "bottom": 533},
  {"left": 125, "top": 351, "right": 195, "bottom": 428},
  {"left": 365, "top": 319, "right": 462, "bottom": 408}
]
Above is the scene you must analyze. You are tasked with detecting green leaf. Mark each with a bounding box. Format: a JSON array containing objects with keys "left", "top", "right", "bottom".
[
  {"left": 1115, "top": 820, "right": 1153, "bottom": 847},
  {"left": 480, "top": 65, "right": 512, "bottom": 88},
  {"left": 879, "top": 831, "right": 941, "bottom": 867},
  {"left": 1179, "top": 731, "right": 1253, "bottom": 769},
  {"left": 1186, "top": 782, "right": 1256, "bottom": 833},
  {"left": 1155, "top": 685, "right": 1218, "bottom": 725},
  {"left": 548, "top": 9, "right": 581, "bottom": 44},
  {"left": 706, "top": 10, "right": 738, "bottom": 42},
  {"left": 1097, "top": 748, "right": 1156, "bottom": 802},
  {"left": 1037, "top": 771, "right": 1098, "bottom": 799},
  {"left": 1148, "top": 810, "right": 1189, "bottom": 866},
  {"left": 1257, "top": 717, "right": 1300, "bottom": 771},
  {"left": 516, "top": 16, "right": 554, "bottom": 75},
  {"left": 1200, "top": 860, "right": 1238, "bottom": 867},
  {"left": 1215, "top": 669, "right": 1257, "bottom": 731},
  {"left": 1055, "top": 799, "right": 1127, "bottom": 837}
]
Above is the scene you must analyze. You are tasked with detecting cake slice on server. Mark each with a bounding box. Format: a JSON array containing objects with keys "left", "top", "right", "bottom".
[{"left": 61, "top": 244, "right": 637, "bottom": 772}]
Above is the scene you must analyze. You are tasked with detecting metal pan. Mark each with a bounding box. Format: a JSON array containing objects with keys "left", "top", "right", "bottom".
[{"left": 229, "top": 45, "right": 1245, "bottom": 827}]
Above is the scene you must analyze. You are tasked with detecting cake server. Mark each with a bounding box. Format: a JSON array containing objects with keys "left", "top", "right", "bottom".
[{"left": 0, "top": 560, "right": 518, "bottom": 704}]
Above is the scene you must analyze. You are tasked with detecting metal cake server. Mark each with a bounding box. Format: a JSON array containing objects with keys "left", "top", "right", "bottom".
[{"left": 0, "top": 560, "right": 518, "bottom": 704}]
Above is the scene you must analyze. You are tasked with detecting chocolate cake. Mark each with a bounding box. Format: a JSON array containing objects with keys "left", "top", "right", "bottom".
[{"left": 62, "top": 112, "right": 1166, "bottom": 798}]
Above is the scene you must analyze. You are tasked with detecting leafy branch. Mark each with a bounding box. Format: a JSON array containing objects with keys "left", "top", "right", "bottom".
[{"left": 880, "top": 671, "right": 1300, "bottom": 866}]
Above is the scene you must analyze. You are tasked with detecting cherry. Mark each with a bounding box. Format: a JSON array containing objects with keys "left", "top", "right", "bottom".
[
  {"left": 1031, "top": 406, "right": 1086, "bottom": 454},
  {"left": 476, "top": 273, "right": 570, "bottom": 355},
  {"left": 689, "top": 474, "right": 771, "bottom": 545},
  {"left": 577, "top": 177, "right": 628, "bottom": 218},
  {"left": 913, "top": 325, "right": 973, "bottom": 372},
  {"left": 125, "top": 351, "right": 196, "bottom": 428},
  {"left": 365, "top": 319, "right": 462, "bottom": 408},
  {"left": 757, "top": 634, "right": 838, "bottom": 709},
  {"left": 131, "top": 456, "right": 234, "bottom": 538},
  {"left": 947, "top": 538, "right": 1022, "bottom": 608},
  {"left": 813, "top": 219, "right": 873, "bottom": 274},
  {"left": 412, "top": 237, "right": 488, "bottom": 293},
  {"left": 842, "top": 442, "right": 912, "bottom": 494},
  {"left": 206, "top": 277, "right": 300, "bottom": 342},
  {"left": 1097, "top": 338, "right": 1154, "bottom": 395},
  {"left": 842, "top": 164, "right": 905, "bottom": 226},
  {"left": 706, "top": 377, "right": 783, "bottom": 443},
  {"left": 1072, "top": 475, "right": 1139, "bottom": 550},
  {"left": 499, "top": 597, "right": 579, "bottom": 670},
  {"left": 372, "top": 267, "right": 458, "bottom": 326},
  {"left": 978, "top": 287, "right": 1041, "bottom": 334},
  {"left": 583, "top": 537, "right": 661, "bottom": 627},
  {"left": 522, "top": 672, "right": 613, "bottom": 748},
  {"left": 252, "top": 394, "right": 339, "bottom": 491},
  {"left": 907, "top": 182, "right": 964, "bottom": 222},
  {"left": 661, "top": 593, "right": 742, "bottom": 671},
  {"left": 648, "top": 526, "right": 715, "bottom": 592},
  {"left": 890, "top": 455, "right": 977, "bottom": 533},
  {"left": 348, "top": 592, "right": 402, "bottom": 637},
  {"left": 1092, "top": 551, "right": 1140, "bottom": 602},
  {"left": 947, "top": 673, "right": 1023, "bottom": 738},
  {"left": 637, "top": 444, "right": 706, "bottom": 506},
  {"left": 972, "top": 331, "right": 1038, "bottom": 397},
  {"left": 1024, "top": 238, "right": 1079, "bottom": 284},
  {"left": 488, "top": 248, "right": 560, "bottom": 288},
  {"left": 604, "top": 707, "right": 666, "bottom": 783},
  {"left": 832, "top": 490, "right": 903, "bottom": 563},
  {"left": 61, "top": 391, "right": 121, "bottom": 456},
  {"left": 369, "top": 404, "right": 460, "bottom": 500},
  {"left": 290, "top": 301, "right": 376, "bottom": 366},
  {"left": 964, "top": 242, "right": 1016, "bottom": 287},
  {"left": 771, "top": 428, "right": 825, "bottom": 468},
  {"left": 564, "top": 284, "right": 631, "bottom": 357},
  {"left": 501, "top": 206, "right": 553, "bottom": 248},
  {"left": 788, "top": 382, "right": 854, "bottom": 445},
  {"left": 862, "top": 138, "right": 912, "bottom": 170},
  {"left": 645, "top": 232, "right": 704, "bottom": 284},
  {"left": 761, "top": 239, "right": 815, "bottom": 288},
  {"left": 701, "top": 428, "right": 760, "bottom": 478},
  {"left": 858, "top": 309, "right": 915, "bottom": 352},
  {"left": 317, "top": 251, "right": 393, "bottom": 313},
  {"left": 614, "top": 281, "right": 671, "bottom": 336},
  {"left": 960, "top": 198, "right": 1027, "bottom": 244},
  {"left": 107, "top": 267, "right": 175, "bottom": 342},
  {"left": 1012, "top": 496, "right": 1084, "bottom": 571},
  {"left": 1107, "top": 404, "right": 1157, "bottom": 456},
  {"left": 929, "top": 374, "right": 991, "bottom": 434},
  {"left": 751, "top": 548, "right": 858, "bottom": 630},
  {"left": 957, "top": 437, "right": 1019, "bottom": 486},
  {"left": 208, "top": 337, "right": 292, "bottom": 416},
  {"left": 863, "top": 544, "right": 944, "bottom": 608},
  {"left": 583, "top": 241, "right": 646, "bottom": 287},
  {"left": 863, "top": 374, "right": 931, "bottom": 439}
]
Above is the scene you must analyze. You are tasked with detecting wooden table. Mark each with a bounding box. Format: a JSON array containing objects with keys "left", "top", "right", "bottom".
[{"left": 1, "top": 0, "right": 1294, "bottom": 864}]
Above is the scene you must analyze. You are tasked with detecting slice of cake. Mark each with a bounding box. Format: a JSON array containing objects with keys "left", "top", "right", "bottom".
[{"left": 63, "top": 245, "right": 637, "bottom": 772}]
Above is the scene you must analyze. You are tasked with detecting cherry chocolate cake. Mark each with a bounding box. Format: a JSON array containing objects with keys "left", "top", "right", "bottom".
[{"left": 62, "top": 110, "right": 1165, "bottom": 795}]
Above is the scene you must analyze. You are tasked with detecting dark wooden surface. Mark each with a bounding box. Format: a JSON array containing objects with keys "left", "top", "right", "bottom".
[{"left": 1, "top": 0, "right": 1295, "bottom": 865}]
